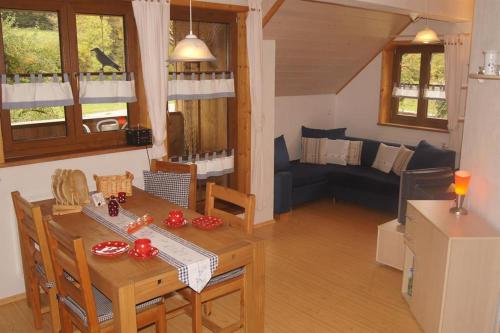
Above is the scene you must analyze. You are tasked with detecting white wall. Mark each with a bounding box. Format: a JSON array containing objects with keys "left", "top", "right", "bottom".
[
  {"left": 335, "top": 19, "right": 471, "bottom": 148},
  {"left": 275, "top": 94, "right": 335, "bottom": 160},
  {"left": 460, "top": 0, "right": 500, "bottom": 229},
  {"left": 252, "top": 40, "right": 275, "bottom": 224},
  {"left": 0, "top": 149, "right": 150, "bottom": 298}
]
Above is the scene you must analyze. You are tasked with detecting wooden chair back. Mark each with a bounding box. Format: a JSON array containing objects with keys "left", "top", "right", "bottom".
[
  {"left": 204, "top": 182, "right": 256, "bottom": 235},
  {"left": 151, "top": 159, "right": 197, "bottom": 210},
  {"left": 46, "top": 219, "right": 99, "bottom": 332},
  {"left": 11, "top": 191, "right": 56, "bottom": 292}
]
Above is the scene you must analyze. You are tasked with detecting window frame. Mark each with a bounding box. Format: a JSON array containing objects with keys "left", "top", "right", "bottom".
[
  {"left": 379, "top": 42, "right": 448, "bottom": 132},
  {"left": 169, "top": 5, "right": 237, "bottom": 157},
  {"left": 0, "top": 0, "right": 140, "bottom": 161}
]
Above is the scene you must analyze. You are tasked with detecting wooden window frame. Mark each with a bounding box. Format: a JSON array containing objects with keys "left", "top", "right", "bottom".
[
  {"left": 379, "top": 42, "right": 448, "bottom": 132},
  {"left": 0, "top": 0, "right": 140, "bottom": 161}
]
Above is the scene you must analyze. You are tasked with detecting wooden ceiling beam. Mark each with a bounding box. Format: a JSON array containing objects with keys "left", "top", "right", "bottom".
[{"left": 263, "top": 0, "right": 285, "bottom": 27}]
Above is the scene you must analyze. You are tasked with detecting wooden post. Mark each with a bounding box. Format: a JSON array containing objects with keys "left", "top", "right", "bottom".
[{"left": 236, "top": 12, "right": 251, "bottom": 194}]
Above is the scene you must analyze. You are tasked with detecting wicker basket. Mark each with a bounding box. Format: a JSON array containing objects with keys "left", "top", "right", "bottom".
[{"left": 94, "top": 171, "right": 134, "bottom": 198}]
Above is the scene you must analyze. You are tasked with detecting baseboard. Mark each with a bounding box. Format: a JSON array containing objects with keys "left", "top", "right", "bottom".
[
  {"left": 254, "top": 219, "right": 276, "bottom": 229},
  {"left": 0, "top": 292, "right": 26, "bottom": 306}
]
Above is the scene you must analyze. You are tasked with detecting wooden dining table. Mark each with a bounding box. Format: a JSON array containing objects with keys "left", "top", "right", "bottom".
[{"left": 37, "top": 187, "right": 265, "bottom": 333}]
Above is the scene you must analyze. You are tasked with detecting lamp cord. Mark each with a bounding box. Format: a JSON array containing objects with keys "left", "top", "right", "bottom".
[{"left": 189, "top": 0, "right": 193, "bottom": 35}]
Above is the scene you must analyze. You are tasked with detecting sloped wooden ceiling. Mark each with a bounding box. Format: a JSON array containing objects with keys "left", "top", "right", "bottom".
[{"left": 263, "top": 0, "right": 411, "bottom": 96}]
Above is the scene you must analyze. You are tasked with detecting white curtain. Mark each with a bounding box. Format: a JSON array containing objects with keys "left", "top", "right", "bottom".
[
  {"left": 247, "top": 0, "right": 266, "bottom": 213},
  {"left": 168, "top": 72, "right": 235, "bottom": 100},
  {"left": 444, "top": 34, "right": 471, "bottom": 165},
  {"left": 132, "top": 0, "right": 169, "bottom": 159}
]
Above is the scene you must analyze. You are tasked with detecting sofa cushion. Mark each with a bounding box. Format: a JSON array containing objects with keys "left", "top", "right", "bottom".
[
  {"left": 345, "top": 136, "right": 405, "bottom": 167},
  {"left": 328, "top": 165, "right": 401, "bottom": 195},
  {"left": 407, "top": 140, "right": 456, "bottom": 170},
  {"left": 289, "top": 162, "right": 341, "bottom": 187},
  {"left": 274, "top": 135, "right": 290, "bottom": 172},
  {"left": 302, "top": 126, "right": 346, "bottom": 140}
]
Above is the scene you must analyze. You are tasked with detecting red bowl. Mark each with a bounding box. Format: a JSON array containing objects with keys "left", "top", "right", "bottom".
[{"left": 192, "top": 216, "right": 223, "bottom": 230}]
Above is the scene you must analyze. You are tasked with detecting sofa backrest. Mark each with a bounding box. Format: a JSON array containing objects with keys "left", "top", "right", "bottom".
[{"left": 345, "top": 136, "right": 455, "bottom": 170}]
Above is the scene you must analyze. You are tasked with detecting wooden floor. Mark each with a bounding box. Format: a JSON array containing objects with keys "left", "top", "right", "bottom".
[{"left": 0, "top": 199, "right": 423, "bottom": 332}]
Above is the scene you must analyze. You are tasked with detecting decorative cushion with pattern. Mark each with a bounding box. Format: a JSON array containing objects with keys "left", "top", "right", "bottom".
[
  {"left": 347, "top": 141, "right": 363, "bottom": 166},
  {"left": 392, "top": 145, "right": 414, "bottom": 176},
  {"left": 325, "top": 139, "right": 350, "bottom": 166},
  {"left": 143, "top": 170, "right": 191, "bottom": 208},
  {"left": 300, "top": 137, "right": 327, "bottom": 164},
  {"left": 372, "top": 143, "right": 400, "bottom": 173}
]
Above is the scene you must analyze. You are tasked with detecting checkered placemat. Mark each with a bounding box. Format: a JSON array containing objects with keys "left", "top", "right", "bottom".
[{"left": 82, "top": 205, "right": 218, "bottom": 292}]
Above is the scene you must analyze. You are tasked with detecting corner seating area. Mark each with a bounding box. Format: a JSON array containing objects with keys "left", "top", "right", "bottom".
[{"left": 274, "top": 126, "right": 456, "bottom": 216}]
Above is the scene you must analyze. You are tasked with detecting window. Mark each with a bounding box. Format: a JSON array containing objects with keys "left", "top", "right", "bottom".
[
  {"left": 0, "top": 1, "right": 139, "bottom": 161},
  {"left": 379, "top": 43, "right": 447, "bottom": 131},
  {"left": 168, "top": 7, "right": 236, "bottom": 157}
]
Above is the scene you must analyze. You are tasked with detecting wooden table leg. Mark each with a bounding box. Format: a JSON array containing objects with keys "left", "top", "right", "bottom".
[
  {"left": 112, "top": 283, "right": 137, "bottom": 333},
  {"left": 244, "top": 240, "right": 265, "bottom": 332}
]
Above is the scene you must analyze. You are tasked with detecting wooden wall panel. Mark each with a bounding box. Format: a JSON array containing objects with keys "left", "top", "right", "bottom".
[
  {"left": 263, "top": 0, "right": 411, "bottom": 96},
  {"left": 236, "top": 12, "right": 251, "bottom": 194}
]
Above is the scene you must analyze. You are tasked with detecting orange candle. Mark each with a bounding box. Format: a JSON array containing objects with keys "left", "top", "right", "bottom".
[{"left": 454, "top": 170, "right": 471, "bottom": 196}]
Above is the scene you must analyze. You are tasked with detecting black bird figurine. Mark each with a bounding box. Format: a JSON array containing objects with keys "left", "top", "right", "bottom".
[{"left": 91, "top": 48, "right": 121, "bottom": 71}]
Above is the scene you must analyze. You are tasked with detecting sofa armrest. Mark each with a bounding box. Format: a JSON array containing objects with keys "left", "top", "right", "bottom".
[{"left": 274, "top": 171, "right": 293, "bottom": 214}]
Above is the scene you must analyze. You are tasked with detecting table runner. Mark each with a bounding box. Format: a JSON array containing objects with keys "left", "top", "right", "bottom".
[{"left": 82, "top": 205, "right": 218, "bottom": 292}]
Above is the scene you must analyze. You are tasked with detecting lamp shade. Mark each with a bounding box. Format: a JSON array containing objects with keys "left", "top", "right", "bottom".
[
  {"left": 454, "top": 170, "right": 471, "bottom": 196},
  {"left": 412, "top": 27, "right": 441, "bottom": 44},
  {"left": 169, "top": 34, "right": 216, "bottom": 62}
]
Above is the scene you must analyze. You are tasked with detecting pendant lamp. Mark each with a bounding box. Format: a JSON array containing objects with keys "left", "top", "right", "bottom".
[
  {"left": 169, "top": 0, "right": 216, "bottom": 62},
  {"left": 412, "top": 0, "right": 440, "bottom": 44}
]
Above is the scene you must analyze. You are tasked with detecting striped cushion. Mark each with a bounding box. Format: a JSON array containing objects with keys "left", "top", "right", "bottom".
[
  {"left": 300, "top": 137, "right": 327, "bottom": 165},
  {"left": 207, "top": 267, "right": 244, "bottom": 287},
  {"left": 60, "top": 285, "right": 163, "bottom": 326},
  {"left": 143, "top": 170, "right": 191, "bottom": 208},
  {"left": 35, "top": 263, "right": 56, "bottom": 289}
]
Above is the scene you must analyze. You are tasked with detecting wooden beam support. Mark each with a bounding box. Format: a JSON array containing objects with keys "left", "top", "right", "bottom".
[
  {"left": 263, "top": 0, "right": 285, "bottom": 27},
  {"left": 236, "top": 12, "right": 251, "bottom": 194},
  {"left": 170, "top": 0, "right": 248, "bottom": 12}
]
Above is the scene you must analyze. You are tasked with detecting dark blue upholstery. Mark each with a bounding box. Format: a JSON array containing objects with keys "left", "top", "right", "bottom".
[
  {"left": 302, "top": 126, "right": 346, "bottom": 139},
  {"left": 407, "top": 140, "right": 455, "bottom": 170},
  {"left": 274, "top": 135, "right": 290, "bottom": 172},
  {"left": 274, "top": 171, "right": 292, "bottom": 214},
  {"left": 273, "top": 132, "right": 456, "bottom": 215}
]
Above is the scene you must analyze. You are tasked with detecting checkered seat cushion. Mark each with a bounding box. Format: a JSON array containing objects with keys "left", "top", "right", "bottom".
[
  {"left": 60, "top": 285, "right": 163, "bottom": 326},
  {"left": 143, "top": 170, "right": 191, "bottom": 208},
  {"left": 35, "top": 263, "right": 56, "bottom": 289},
  {"left": 207, "top": 267, "right": 245, "bottom": 287}
]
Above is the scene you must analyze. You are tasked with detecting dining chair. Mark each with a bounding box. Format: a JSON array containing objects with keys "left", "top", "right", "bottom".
[
  {"left": 11, "top": 191, "right": 60, "bottom": 333},
  {"left": 45, "top": 219, "right": 166, "bottom": 333},
  {"left": 182, "top": 182, "right": 255, "bottom": 333},
  {"left": 148, "top": 159, "right": 197, "bottom": 210}
]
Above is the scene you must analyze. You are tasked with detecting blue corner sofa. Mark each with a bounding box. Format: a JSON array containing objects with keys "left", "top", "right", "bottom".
[{"left": 274, "top": 127, "right": 456, "bottom": 215}]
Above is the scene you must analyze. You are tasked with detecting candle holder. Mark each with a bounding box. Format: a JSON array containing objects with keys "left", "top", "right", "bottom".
[{"left": 449, "top": 170, "right": 471, "bottom": 215}]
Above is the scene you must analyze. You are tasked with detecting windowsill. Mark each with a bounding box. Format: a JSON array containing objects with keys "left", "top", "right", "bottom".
[
  {"left": 377, "top": 122, "right": 449, "bottom": 133},
  {"left": 0, "top": 144, "right": 151, "bottom": 169}
]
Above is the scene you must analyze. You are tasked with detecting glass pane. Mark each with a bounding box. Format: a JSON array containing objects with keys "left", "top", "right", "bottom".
[
  {"left": 1, "top": 9, "right": 67, "bottom": 141},
  {"left": 430, "top": 53, "right": 445, "bottom": 85},
  {"left": 76, "top": 14, "right": 128, "bottom": 133},
  {"left": 400, "top": 53, "right": 421, "bottom": 85},
  {"left": 428, "top": 100, "right": 448, "bottom": 119},
  {"left": 169, "top": 20, "right": 230, "bottom": 155},
  {"left": 397, "top": 98, "right": 418, "bottom": 116}
]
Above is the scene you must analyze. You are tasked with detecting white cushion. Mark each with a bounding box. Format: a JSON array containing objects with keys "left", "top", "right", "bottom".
[
  {"left": 372, "top": 143, "right": 400, "bottom": 173},
  {"left": 347, "top": 141, "right": 363, "bottom": 166},
  {"left": 325, "top": 139, "right": 349, "bottom": 166},
  {"left": 392, "top": 145, "right": 414, "bottom": 176},
  {"left": 300, "top": 137, "right": 327, "bottom": 165}
]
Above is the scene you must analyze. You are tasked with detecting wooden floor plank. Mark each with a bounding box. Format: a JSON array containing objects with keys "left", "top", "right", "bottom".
[{"left": 0, "top": 199, "right": 422, "bottom": 332}]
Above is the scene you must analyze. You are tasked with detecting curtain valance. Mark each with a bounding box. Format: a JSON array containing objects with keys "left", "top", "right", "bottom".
[
  {"left": 1, "top": 73, "right": 73, "bottom": 109},
  {"left": 168, "top": 72, "right": 235, "bottom": 100},
  {"left": 79, "top": 72, "right": 137, "bottom": 104}
]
